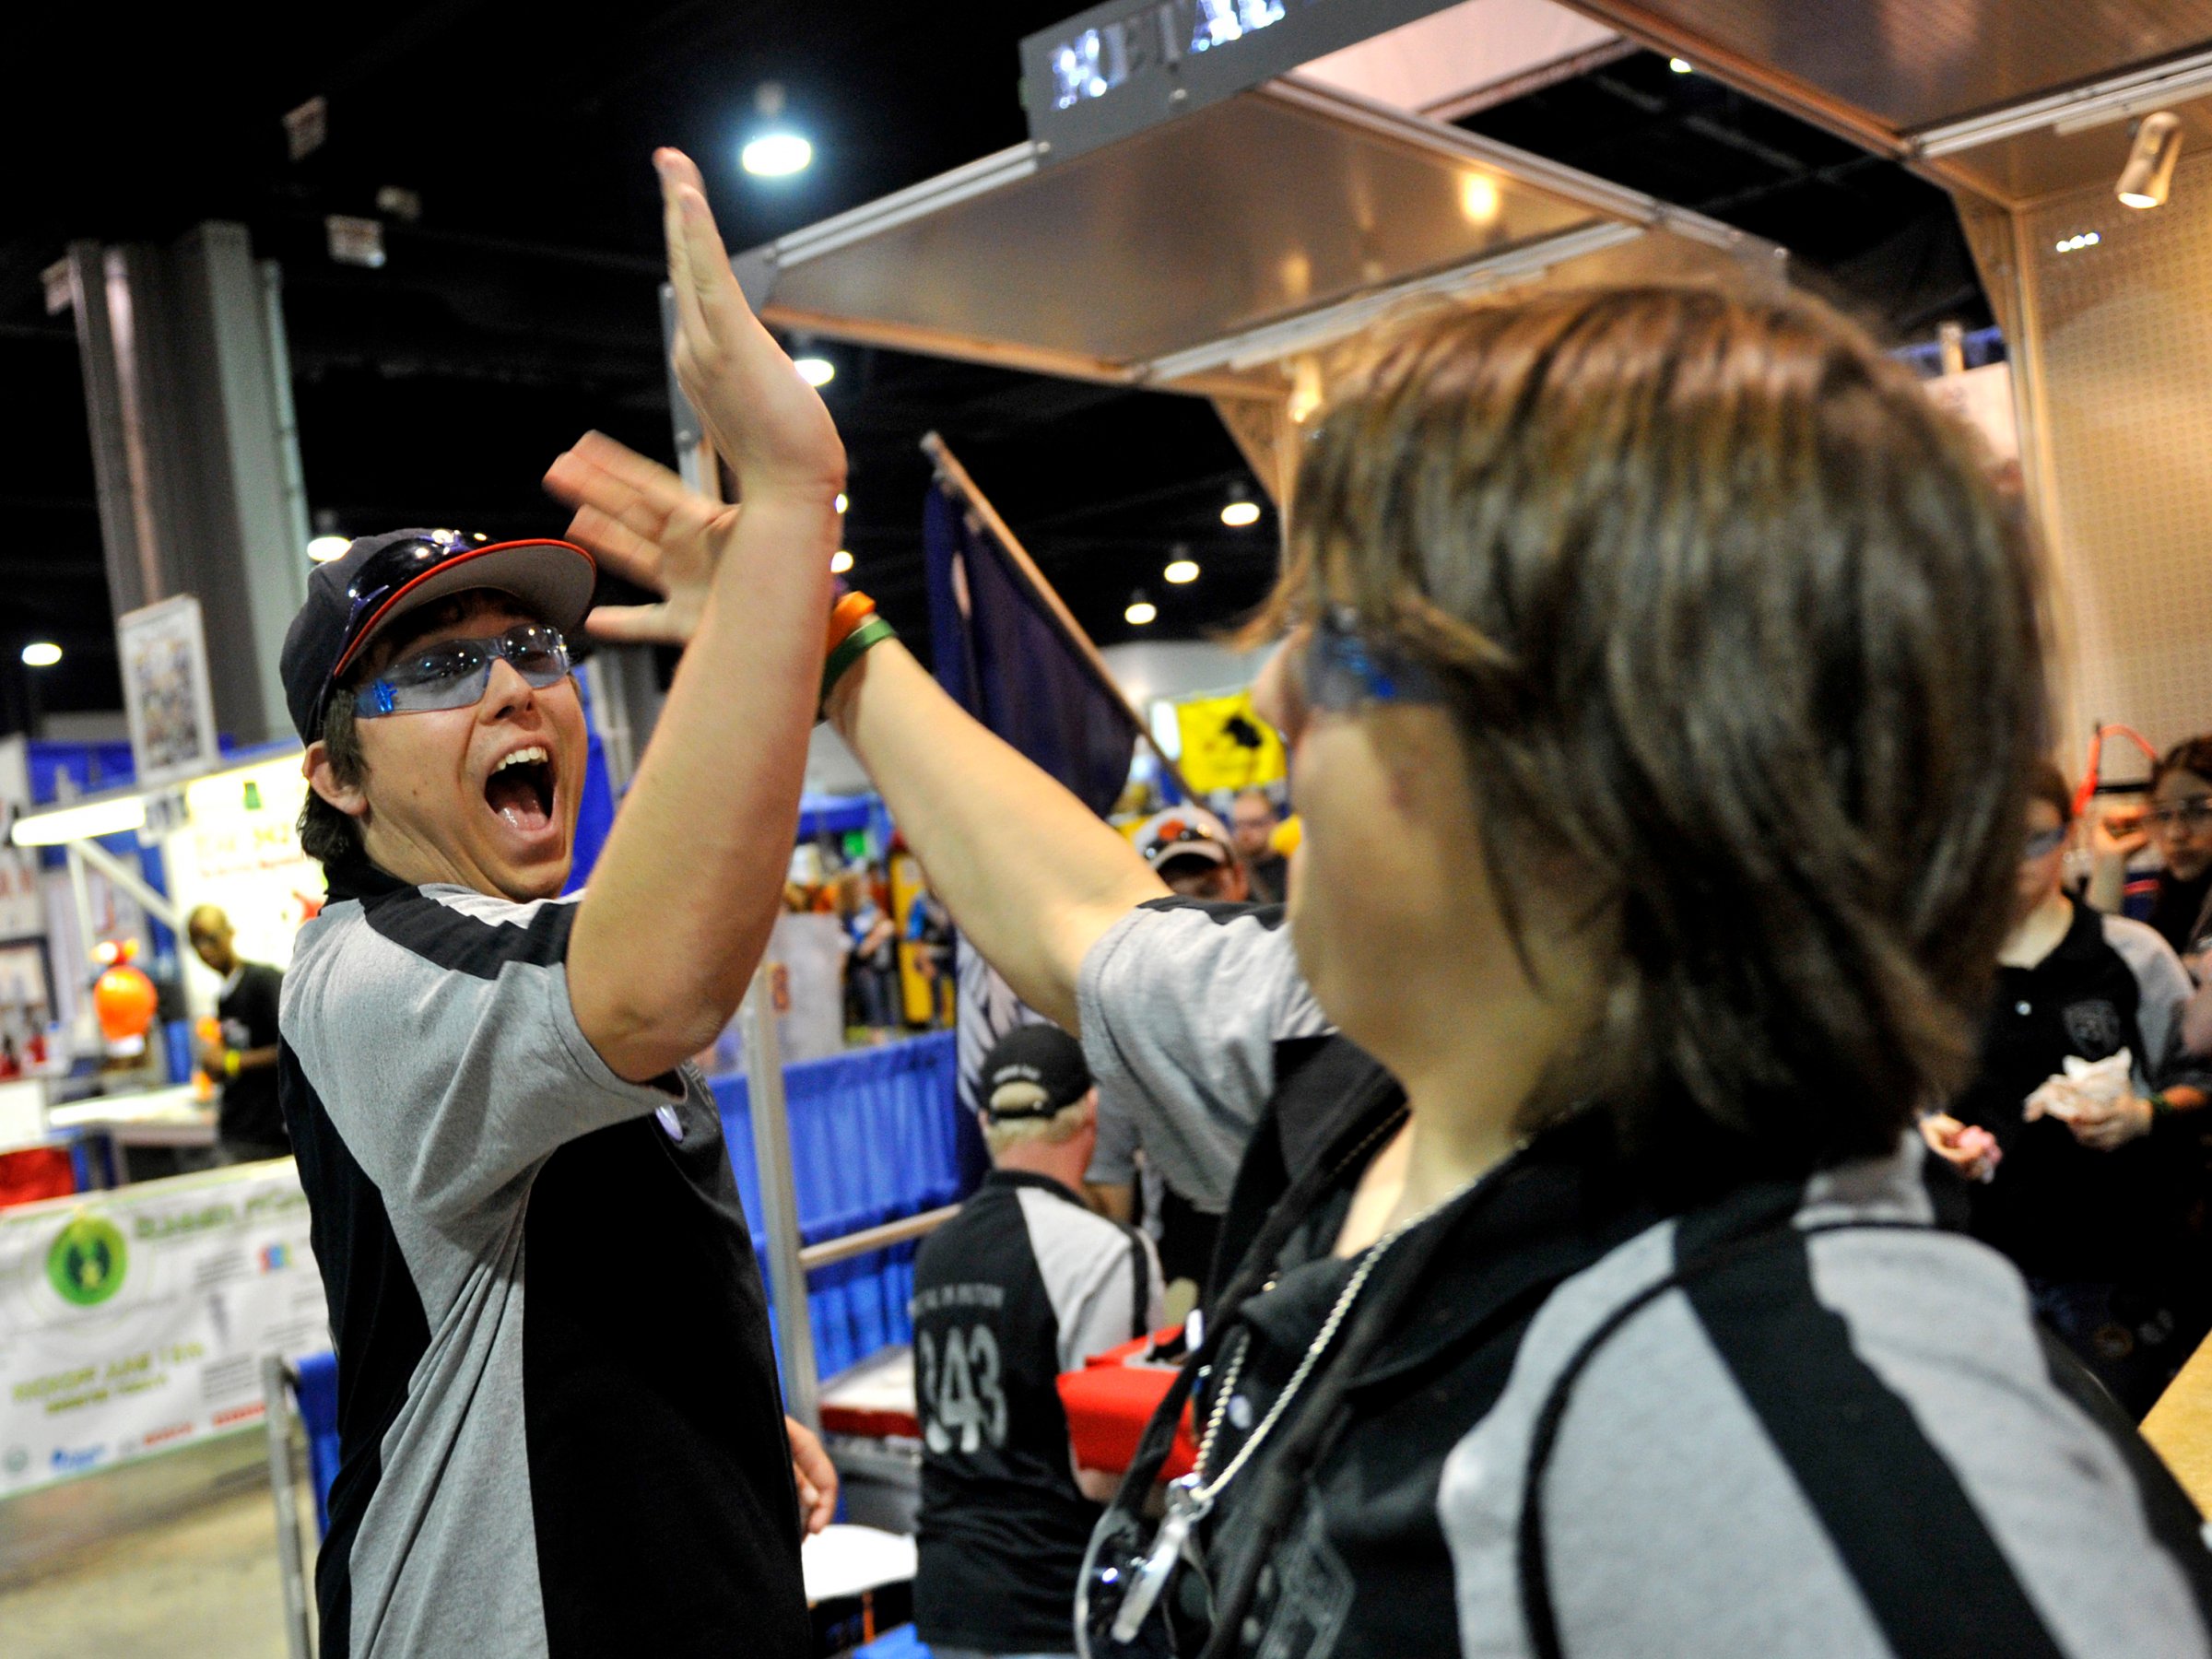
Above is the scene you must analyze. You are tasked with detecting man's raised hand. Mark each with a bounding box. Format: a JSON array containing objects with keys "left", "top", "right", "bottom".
[
  {"left": 654, "top": 147, "right": 844, "bottom": 500},
  {"left": 545, "top": 431, "right": 724, "bottom": 648}
]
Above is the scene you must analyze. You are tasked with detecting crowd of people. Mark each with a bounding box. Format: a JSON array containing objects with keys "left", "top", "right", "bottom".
[{"left": 265, "top": 145, "right": 2212, "bottom": 1659}]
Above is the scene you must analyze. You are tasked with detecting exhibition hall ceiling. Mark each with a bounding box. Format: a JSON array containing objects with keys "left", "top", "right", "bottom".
[{"left": 1, "top": 4, "right": 1987, "bottom": 729}]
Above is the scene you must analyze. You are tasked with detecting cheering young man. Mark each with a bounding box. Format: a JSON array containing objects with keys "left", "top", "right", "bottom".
[{"left": 276, "top": 152, "right": 840, "bottom": 1659}]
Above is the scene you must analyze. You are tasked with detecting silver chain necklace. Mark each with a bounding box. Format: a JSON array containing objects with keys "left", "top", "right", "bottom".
[{"left": 1107, "top": 1145, "right": 1505, "bottom": 1643}]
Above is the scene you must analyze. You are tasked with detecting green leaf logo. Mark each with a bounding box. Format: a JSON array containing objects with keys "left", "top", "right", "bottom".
[{"left": 46, "top": 1217, "right": 128, "bottom": 1308}]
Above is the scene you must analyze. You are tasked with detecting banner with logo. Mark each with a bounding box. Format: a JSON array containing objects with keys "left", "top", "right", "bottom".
[
  {"left": 1172, "top": 691, "right": 1287, "bottom": 794},
  {"left": 0, "top": 1161, "right": 327, "bottom": 1494}
]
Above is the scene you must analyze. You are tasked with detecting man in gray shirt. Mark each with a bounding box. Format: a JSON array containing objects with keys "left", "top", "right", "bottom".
[{"left": 276, "top": 149, "right": 842, "bottom": 1659}]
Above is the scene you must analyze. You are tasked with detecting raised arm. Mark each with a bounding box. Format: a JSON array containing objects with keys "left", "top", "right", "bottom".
[
  {"left": 547, "top": 155, "right": 1161, "bottom": 1036},
  {"left": 820, "top": 642, "right": 1165, "bottom": 1030},
  {"left": 558, "top": 150, "right": 843, "bottom": 1082}
]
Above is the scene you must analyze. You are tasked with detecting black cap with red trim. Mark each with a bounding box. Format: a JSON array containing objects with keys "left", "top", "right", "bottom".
[{"left": 280, "top": 527, "right": 597, "bottom": 742}]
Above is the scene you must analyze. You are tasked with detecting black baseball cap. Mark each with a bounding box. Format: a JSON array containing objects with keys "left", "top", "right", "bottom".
[
  {"left": 280, "top": 527, "right": 597, "bottom": 744},
  {"left": 980, "top": 1024, "right": 1092, "bottom": 1121}
]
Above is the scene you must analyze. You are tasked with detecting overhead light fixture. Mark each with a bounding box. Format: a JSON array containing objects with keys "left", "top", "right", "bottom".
[
  {"left": 1164, "top": 558, "right": 1200, "bottom": 584},
  {"left": 1668, "top": 57, "right": 1694, "bottom": 75},
  {"left": 834, "top": 491, "right": 848, "bottom": 513},
  {"left": 742, "top": 81, "right": 813, "bottom": 178},
  {"left": 2118, "top": 111, "right": 2183, "bottom": 209},
  {"left": 2053, "top": 231, "right": 2102, "bottom": 253},
  {"left": 794, "top": 355, "right": 835, "bottom": 387},
  {"left": 1459, "top": 173, "right": 1500, "bottom": 225},
  {"left": 20, "top": 641, "right": 62, "bottom": 668},
  {"left": 1124, "top": 594, "right": 1158, "bottom": 626},
  {"left": 307, "top": 534, "right": 350, "bottom": 562},
  {"left": 1220, "top": 483, "right": 1261, "bottom": 528},
  {"left": 830, "top": 549, "right": 853, "bottom": 573},
  {"left": 10, "top": 794, "right": 147, "bottom": 848}
]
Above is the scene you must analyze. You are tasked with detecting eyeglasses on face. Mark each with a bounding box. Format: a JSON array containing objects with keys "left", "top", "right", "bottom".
[
  {"left": 2148, "top": 798, "right": 2212, "bottom": 835},
  {"left": 351, "top": 623, "right": 571, "bottom": 719}
]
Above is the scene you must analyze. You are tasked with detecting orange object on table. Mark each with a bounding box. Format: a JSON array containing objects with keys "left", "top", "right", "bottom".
[{"left": 1057, "top": 1327, "right": 1197, "bottom": 1481}]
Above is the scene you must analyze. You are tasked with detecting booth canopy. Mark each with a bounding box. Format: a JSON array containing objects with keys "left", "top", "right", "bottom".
[
  {"left": 1561, "top": 0, "right": 2212, "bottom": 207},
  {"left": 734, "top": 75, "right": 1778, "bottom": 413}
]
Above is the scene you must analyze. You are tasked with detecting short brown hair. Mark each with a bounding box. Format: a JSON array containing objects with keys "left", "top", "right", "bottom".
[
  {"left": 2154, "top": 735, "right": 2212, "bottom": 793},
  {"left": 2027, "top": 760, "right": 2074, "bottom": 826},
  {"left": 1273, "top": 285, "right": 2048, "bottom": 1183}
]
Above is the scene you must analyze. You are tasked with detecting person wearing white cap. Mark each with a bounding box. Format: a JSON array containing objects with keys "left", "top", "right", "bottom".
[{"left": 1132, "top": 806, "right": 1249, "bottom": 904}]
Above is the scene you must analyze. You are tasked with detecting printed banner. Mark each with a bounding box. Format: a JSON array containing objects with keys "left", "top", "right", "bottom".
[
  {"left": 1173, "top": 691, "right": 1287, "bottom": 794},
  {"left": 0, "top": 1161, "right": 327, "bottom": 1495}
]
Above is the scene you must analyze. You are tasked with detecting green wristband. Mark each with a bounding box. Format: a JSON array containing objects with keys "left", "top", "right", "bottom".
[{"left": 819, "top": 615, "right": 898, "bottom": 715}]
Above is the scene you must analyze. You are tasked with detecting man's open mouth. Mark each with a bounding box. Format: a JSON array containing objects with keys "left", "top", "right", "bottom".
[{"left": 485, "top": 745, "right": 556, "bottom": 833}]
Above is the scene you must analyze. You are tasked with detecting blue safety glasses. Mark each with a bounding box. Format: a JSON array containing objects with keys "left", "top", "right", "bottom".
[
  {"left": 1274, "top": 607, "right": 1448, "bottom": 738},
  {"left": 351, "top": 623, "right": 571, "bottom": 719}
]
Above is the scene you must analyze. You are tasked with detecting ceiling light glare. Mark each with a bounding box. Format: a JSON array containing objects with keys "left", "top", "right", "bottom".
[
  {"left": 1125, "top": 598, "right": 1158, "bottom": 626},
  {"left": 307, "top": 534, "right": 350, "bottom": 562},
  {"left": 830, "top": 549, "right": 853, "bottom": 574},
  {"left": 1164, "top": 559, "right": 1200, "bottom": 584},
  {"left": 2053, "top": 231, "right": 2102, "bottom": 253},
  {"left": 20, "top": 641, "right": 62, "bottom": 668},
  {"left": 742, "top": 132, "right": 813, "bottom": 178},
  {"left": 10, "top": 794, "right": 146, "bottom": 847},
  {"left": 1668, "top": 57, "right": 1694, "bottom": 74},
  {"left": 2117, "top": 111, "right": 2183, "bottom": 209},
  {"left": 1221, "top": 481, "right": 1262, "bottom": 527},
  {"left": 1459, "top": 173, "right": 1500, "bottom": 224},
  {"left": 834, "top": 492, "right": 848, "bottom": 513},
  {"left": 795, "top": 356, "right": 835, "bottom": 387}
]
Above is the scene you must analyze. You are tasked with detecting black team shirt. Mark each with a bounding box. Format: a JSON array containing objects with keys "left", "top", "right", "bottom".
[
  {"left": 912, "top": 1170, "right": 1161, "bottom": 1653},
  {"left": 216, "top": 961, "right": 288, "bottom": 1148}
]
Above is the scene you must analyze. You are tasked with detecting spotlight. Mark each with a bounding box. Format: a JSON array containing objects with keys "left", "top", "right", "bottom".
[
  {"left": 1125, "top": 594, "right": 1158, "bottom": 626},
  {"left": 1668, "top": 57, "right": 1694, "bottom": 75},
  {"left": 794, "top": 356, "right": 835, "bottom": 387},
  {"left": 1459, "top": 173, "right": 1500, "bottom": 224},
  {"left": 2118, "top": 111, "right": 2183, "bottom": 209},
  {"left": 1164, "top": 559, "right": 1200, "bottom": 585},
  {"left": 1221, "top": 483, "right": 1262, "bottom": 527},
  {"left": 835, "top": 492, "right": 849, "bottom": 513},
  {"left": 830, "top": 549, "right": 853, "bottom": 574},
  {"left": 742, "top": 133, "right": 813, "bottom": 177},
  {"left": 308, "top": 534, "right": 350, "bottom": 562},
  {"left": 742, "top": 81, "right": 813, "bottom": 178},
  {"left": 20, "top": 641, "right": 61, "bottom": 668}
]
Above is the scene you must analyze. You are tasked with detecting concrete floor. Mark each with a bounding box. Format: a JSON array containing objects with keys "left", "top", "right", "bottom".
[{"left": 0, "top": 1429, "right": 314, "bottom": 1658}]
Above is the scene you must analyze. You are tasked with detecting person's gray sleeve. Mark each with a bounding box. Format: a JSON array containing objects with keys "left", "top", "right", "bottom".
[
  {"left": 1441, "top": 1222, "right": 2212, "bottom": 1657},
  {"left": 1086, "top": 1086, "right": 1141, "bottom": 1187},
  {"left": 1017, "top": 1188, "right": 1164, "bottom": 1371},
  {"left": 281, "top": 889, "right": 674, "bottom": 1227},
  {"left": 2103, "top": 914, "right": 2212, "bottom": 1091},
  {"left": 1075, "top": 901, "right": 1332, "bottom": 1208}
]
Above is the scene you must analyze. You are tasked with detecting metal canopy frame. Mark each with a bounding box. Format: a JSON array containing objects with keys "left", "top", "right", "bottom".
[
  {"left": 732, "top": 73, "right": 1779, "bottom": 413},
  {"left": 1548, "top": 1, "right": 2212, "bottom": 210}
]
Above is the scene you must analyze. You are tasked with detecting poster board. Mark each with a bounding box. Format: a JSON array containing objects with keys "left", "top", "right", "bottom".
[
  {"left": 163, "top": 754, "right": 324, "bottom": 1001},
  {"left": 0, "top": 1160, "right": 327, "bottom": 1496},
  {"left": 116, "top": 595, "right": 221, "bottom": 788}
]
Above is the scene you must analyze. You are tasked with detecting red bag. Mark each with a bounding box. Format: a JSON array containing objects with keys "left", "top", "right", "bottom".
[{"left": 1057, "top": 1325, "right": 1198, "bottom": 1480}]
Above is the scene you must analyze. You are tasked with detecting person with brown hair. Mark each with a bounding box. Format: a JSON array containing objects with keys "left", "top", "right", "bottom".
[
  {"left": 1924, "top": 761, "right": 2212, "bottom": 1414},
  {"left": 2090, "top": 735, "right": 2212, "bottom": 974},
  {"left": 553, "top": 157, "right": 2212, "bottom": 1656}
]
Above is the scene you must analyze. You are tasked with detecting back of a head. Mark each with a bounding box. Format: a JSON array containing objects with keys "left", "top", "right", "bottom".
[{"left": 1284, "top": 283, "right": 2048, "bottom": 1183}]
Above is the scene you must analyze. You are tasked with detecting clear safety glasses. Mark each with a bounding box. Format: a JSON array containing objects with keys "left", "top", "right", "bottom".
[{"left": 351, "top": 623, "right": 571, "bottom": 719}]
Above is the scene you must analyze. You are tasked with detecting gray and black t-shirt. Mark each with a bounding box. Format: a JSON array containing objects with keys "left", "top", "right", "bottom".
[
  {"left": 278, "top": 863, "right": 807, "bottom": 1659},
  {"left": 912, "top": 1169, "right": 1163, "bottom": 1653}
]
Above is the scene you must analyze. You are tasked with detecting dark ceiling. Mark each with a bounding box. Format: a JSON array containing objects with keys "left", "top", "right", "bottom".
[{"left": 0, "top": 5, "right": 1990, "bottom": 736}]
